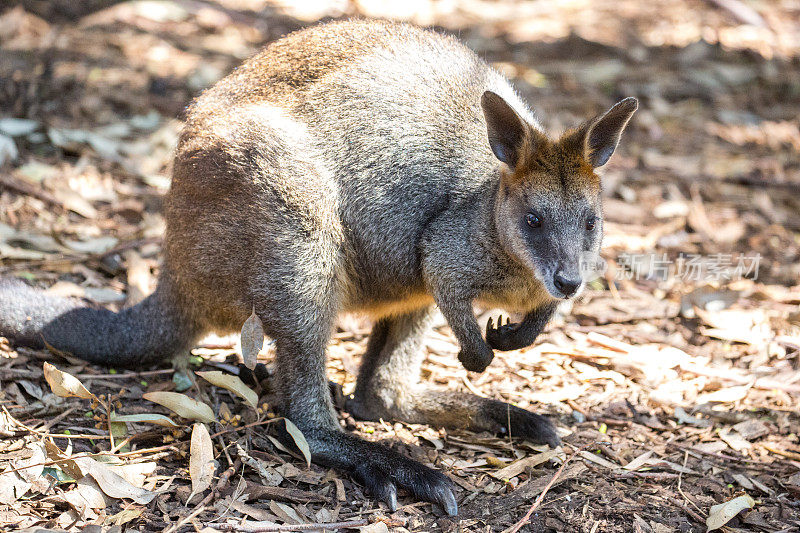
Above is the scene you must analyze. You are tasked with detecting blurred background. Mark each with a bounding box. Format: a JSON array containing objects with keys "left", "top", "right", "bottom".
[{"left": 1, "top": 1, "right": 799, "bottom": 531}]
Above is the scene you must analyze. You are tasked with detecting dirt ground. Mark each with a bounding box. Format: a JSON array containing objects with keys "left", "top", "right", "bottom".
[{"left": 1, "top": 1, "right": 799, "bottom": 531}]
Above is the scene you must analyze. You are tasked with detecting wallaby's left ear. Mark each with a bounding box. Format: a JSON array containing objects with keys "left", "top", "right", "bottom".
[{"left": 584, "top": 97, "right": 638, "bottom": 168}]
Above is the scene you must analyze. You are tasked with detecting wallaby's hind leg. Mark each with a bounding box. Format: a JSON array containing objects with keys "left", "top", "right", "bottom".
[
  {"left": 347, "top": 308, "right": 560, "bottom": 447},
  {"left": 256, "top": 262, "right": 456, "bottom": 515}
]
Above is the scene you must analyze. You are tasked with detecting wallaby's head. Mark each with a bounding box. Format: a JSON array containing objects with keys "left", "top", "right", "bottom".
[{"left": 482, "top": 91, "right": 637, "bottom": 300}]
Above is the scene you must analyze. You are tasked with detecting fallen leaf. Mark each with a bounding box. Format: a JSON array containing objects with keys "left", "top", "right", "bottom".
[
  {"left": 107, "top": 462, "right": 157, "bottom": 488},
  {"left": 579, "top": 450, "right": 621, "bottom": 470},
  {"left": 189, "top": 423, "right": 216, "bottom": 498},
  {"left": 360, "top": 523, "right": 389, "bottom": 533},
  {"left": 696, "top": 384, "right": 751, "bottom": 404},
  {"left": 63, "top": 236, "right": 119, "bottom": 254},
  {"left": 623, "top": 451, "right": 654, "bottom": 471},
  {"left": 490, "top": 449, "right": 559, "bottom": 479},
  {"left": 283, "top": 419, "right": 311, "bottom": 468},
  {"left": 44, "top": 440, "right": 83, "bottom": 480},
  {"left": 241, "top": 309, "right": 265, "bottom": 369},
  {"left": 109, "top": 412, "right": 179, "bottom": 428},
  {"left": 42, "top": 362, "right": 96, "bottom": 400},
  {"left": 269, "top": 500, "right": 303, "bottom": 524},
  {"left": 0, "top": 442, "right": 46, "bottom": 504},
  {"left": 61, "top": 477, "right": 109, "bottom": 520},
  {"left": 196, "top": 370, "right": 258, "bottom": 409},
  {"left": 106, "top": 507, "right": 143, "bottom": 526},
  {"left": 719, "top": 429, "right": 752, "bottom": 452},
  {"left": 731, "top": 419, "right": 769, "bottom": 441},
  {"left": 706, "top": 494, "right": 755, "bottom": 531},
  {"left": 142, "top": 391, "right": 215, "bottom": 423},
  {"left": 674, "top": 407, "right": 712, "bottom": 427},
  {"left": 0, "top": 117, "right": 39, "bottom": 137},
  {"left": 72, "top": 456, "right": 156, "bottom": 504}
]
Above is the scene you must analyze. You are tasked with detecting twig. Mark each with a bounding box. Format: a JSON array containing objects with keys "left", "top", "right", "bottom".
[
  {"left": 3, "top": 405, "right": 111, "bottom": 440},
  {"left": 763, "top": 445, "right": 800, "bottom": 462},
  {"left": 76, "top": 369, "right": 175, "bottom": 380},
  {"left": 703, "top": 0, "right": 767, "bottom": 27},
  {"left": 209, "top": 417, "right": 279, "bottom": 439},
  {"left": 195, "top": 457, "right": 242, "bottom": 509},
  {"left": 216, "top": 519, "right": 370, "bottom": 532},
  {"left": 506, "top": 446, "right": 582, "bottom": 533},
  {"left": 0, "top": 174, "right": 64, "bottom": 208},
  {"left": 163, "top": 504, "right": 207, "bottom": 533},
  {"left": 677, "top": 451, "right": 706, "bottom": 518}
]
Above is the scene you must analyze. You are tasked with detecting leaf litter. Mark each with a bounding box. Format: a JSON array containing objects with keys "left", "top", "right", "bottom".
[{"left": 1, "top": 0, "right": 799, "bottom": 531}]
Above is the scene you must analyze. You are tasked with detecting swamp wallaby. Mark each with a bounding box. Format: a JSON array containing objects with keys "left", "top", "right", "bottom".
[{"left": 0, "top": 20, "right": 637, "bottom": 514}]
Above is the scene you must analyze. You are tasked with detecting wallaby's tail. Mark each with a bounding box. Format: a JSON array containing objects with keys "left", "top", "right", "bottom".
[{"left": 0, "top": 277, "right": 198, "bottom": 367}]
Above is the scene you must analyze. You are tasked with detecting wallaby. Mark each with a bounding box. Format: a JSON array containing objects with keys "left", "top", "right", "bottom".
[{"left": 0, "top": 20, "right": 636, "bottom": 515}]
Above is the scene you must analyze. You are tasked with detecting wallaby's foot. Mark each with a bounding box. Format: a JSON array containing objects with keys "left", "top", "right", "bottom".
[
  {"left": 347, "top": 390, "right": 560, "bottom": 448},
  {"left": 475, "top": 397, "right": 561, "bottom": 447},
  {"left": 238, "top": 362, "right": 270, "bottom": 388},
  {"left": 304, "top": 427, "right": 458, "bottom": 515}
]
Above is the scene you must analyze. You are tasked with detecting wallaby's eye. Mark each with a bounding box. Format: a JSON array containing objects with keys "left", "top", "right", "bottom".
[
  {"left": 585, "top": 216, "right": 597, "bottom": 231},
  {"left": 526, "top": 213, "right": 542, "bottom": 229}
]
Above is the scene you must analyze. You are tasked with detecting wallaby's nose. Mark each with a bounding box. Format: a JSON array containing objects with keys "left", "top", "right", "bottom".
[{"left": 553, "top": 272, "right": 581, "bottom": 298}]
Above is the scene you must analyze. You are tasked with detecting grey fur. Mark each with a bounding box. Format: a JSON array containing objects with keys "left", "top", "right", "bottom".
[{"left": 0, "top": 20, "right": 636, "bottom": 514}]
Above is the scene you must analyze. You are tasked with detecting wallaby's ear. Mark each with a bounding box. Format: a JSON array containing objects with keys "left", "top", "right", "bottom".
[
  {"left": 481, "top": 91, "right": 528, "bottom": 168},
  {"left": 584, "top": 97, "right": 638, "bottom": 168}
]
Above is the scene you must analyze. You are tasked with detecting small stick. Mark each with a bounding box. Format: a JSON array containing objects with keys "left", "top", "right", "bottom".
[
  {"left": 677, "top": 451, "right": 706, "bottom": 518},
  {"left": 216, "top": 519, "right": 370, "bottom": 532},
  {"left": 210, "top": 417, "right": 279, "bottom": 439},
  {"left": 506, "top": 445, "right": 583, "bottom": 533},
  {"left": 76, "top": 369, "right": 175, "bottom": 380}
]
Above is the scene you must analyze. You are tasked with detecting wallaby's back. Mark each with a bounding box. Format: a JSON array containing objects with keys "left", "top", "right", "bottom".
[{"left": 175, "top": 20, "right": 537, "bottom": 315}]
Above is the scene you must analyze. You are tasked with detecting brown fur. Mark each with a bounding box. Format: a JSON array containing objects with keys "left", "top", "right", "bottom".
[{"left": 0, "top": 20, "right": 637, "bottom": 514}]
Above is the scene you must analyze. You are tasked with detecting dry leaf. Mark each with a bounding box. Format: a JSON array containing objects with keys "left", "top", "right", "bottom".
[
  {"left": 110, "top": 412, "right": 179, "bottom": 428},
  {"left": 719, "top": 429, "right": 752, "bottom": 452},
  {"left": 61, "top": 477, "right": 109, "bottom": 520},
  {"left": 72, "top": 456, "right": 156, "bottom": 504},
  {"left": 142, "top": 391, "right": 215, "bottom": 423},
  {"left": 490, "top": 449, "right": 558, "bottom": 480},
  {"left": 196, "top": 370, "right": 259, "bottom": 409},
  {"left": 0, "top": 442, "right": 46, "bottom": 504},
  {"left": 189, "top": 423, "right": 216, "bottom": 497},
  {"left": 106, "top": 507, "right": 143, "bottom": 526},
  {"left": 241, "top": 308, "right": 265, "bottom": 369},
  {"left": 579, "top": 450, "right": 622, "bottom": 470},
  {"left": 706, "top": 494, "right": 755, "bottom": 531},
  {"left": 42, "top": 362, "right": 95, "bottom": 400},
  {"left": 696, "top": 384, "right": 751, "bottom": 404},
  {"left": 359, "top": 523, "right": 389, "bottom": 533},
  {"left": 284, "top": 419, "right": 312, "bottom": 468},
  {"left": 44, "top": 440, "right": 83, "bottom": 480},
  {"left": 269, "top": 500, "right": 303, "bottom": 524}
]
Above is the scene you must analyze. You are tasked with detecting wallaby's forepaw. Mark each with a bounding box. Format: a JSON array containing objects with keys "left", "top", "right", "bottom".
[
  {"left": 481, "top": 399, "right": 561, "bottom": 448},
  {"left": 485, "top": 315, "right": 523, "bottom": 351},
  {"left": 458, "top": 342, "right": 494, "bottom": 372}
]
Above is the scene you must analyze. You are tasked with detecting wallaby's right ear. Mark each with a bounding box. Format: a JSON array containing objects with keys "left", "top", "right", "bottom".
[{"left": 481, "top": 91, "right": 527, "bottom": 168}]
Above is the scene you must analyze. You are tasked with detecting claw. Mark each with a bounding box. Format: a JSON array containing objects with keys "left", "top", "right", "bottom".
[
  {"left": 384, "top": 483, "right": 398, "bottom": 512},
  {"left": 435, "top": 485, "right": 458, "bottom": 516}
]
